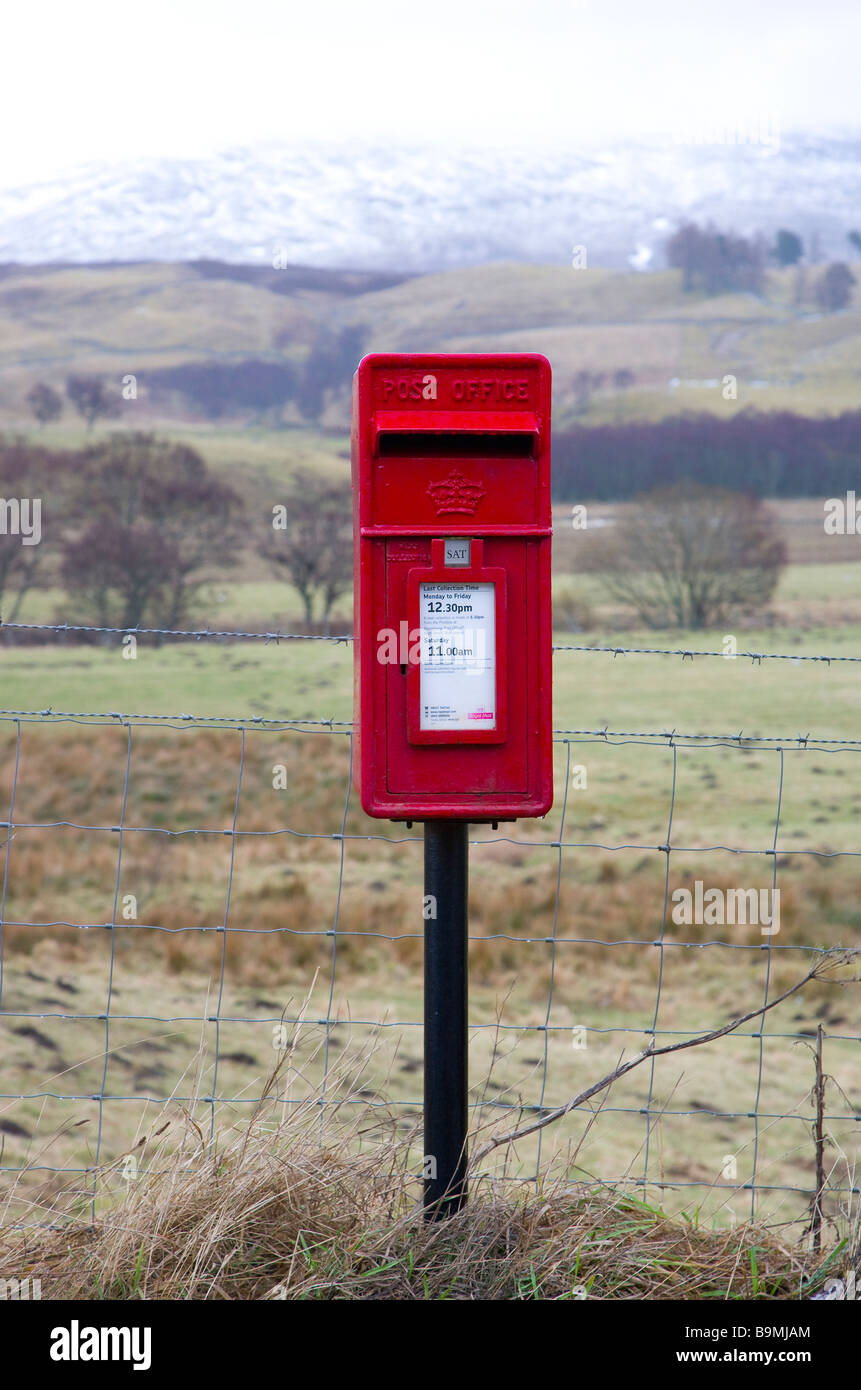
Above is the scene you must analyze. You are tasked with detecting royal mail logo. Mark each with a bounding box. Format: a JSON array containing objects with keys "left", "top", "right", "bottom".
[{"left": 427, "top": 471, "right": 486, "bottom": 516}]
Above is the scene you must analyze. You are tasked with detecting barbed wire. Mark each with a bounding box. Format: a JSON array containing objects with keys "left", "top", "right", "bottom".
[
  {"left": 3, "top": 707, "right": 861, "bottom": 751},
  {"left": 552, "top": 642, "right": 861, "bottom": 664},
  {"left": 0, "top": 620, "right": 352, "bottom": 643},
  {"left": 5, "top": 618, "right": 861, "bottom": 666},
  {"left": 0, "top": 708, "right": 352, "bottom": 730}
]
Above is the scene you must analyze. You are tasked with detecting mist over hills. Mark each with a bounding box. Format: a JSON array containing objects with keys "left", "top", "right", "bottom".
[{"left": 0, "top": 134, "right": 859, "bottom": 273}]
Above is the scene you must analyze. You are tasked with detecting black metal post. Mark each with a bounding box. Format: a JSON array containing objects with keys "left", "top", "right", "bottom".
[{"left": 423, "top": 819, "right": 469, "bottom": 1218}]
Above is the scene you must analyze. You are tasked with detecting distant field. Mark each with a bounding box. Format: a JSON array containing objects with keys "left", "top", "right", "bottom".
[
  {"left": 6, "top": 606, "right": 861, "bottom": 748},
  {"left": 10, "top": 499, "right": 861, "bottom": 637}
]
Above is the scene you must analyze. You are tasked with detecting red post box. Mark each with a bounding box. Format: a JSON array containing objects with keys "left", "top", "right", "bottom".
[{"left": 351, "top": 353, "right": 553, "bottom": 821}]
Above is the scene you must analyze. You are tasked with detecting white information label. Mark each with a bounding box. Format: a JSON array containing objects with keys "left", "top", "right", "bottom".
[{"left": 419, "top": 582, "right": 496, "bottom": 731}]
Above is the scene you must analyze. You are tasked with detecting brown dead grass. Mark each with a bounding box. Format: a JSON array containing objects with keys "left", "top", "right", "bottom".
[
  {"left": 1, "top": 727, "right": 854, "bottom": 989},
  {"left": 2, "top": 725, "right": 860, "bottom": 1243},
  {"left": 0, "top": 1063, "right": 839, "bottom": 1302}
]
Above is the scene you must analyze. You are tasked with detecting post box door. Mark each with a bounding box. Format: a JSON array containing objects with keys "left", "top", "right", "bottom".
[{"left": 384, "top": 537, "right": 536, "bottom": 798}]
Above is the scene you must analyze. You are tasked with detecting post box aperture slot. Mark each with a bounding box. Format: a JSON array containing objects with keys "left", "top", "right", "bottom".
[{"left": 377, "top": 431, "right": 535, "bottom": 458}]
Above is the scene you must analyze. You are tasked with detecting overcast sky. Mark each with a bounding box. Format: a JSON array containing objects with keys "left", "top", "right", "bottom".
[{"left": 2, "top": 0, "right": 859, "bottom": 187}]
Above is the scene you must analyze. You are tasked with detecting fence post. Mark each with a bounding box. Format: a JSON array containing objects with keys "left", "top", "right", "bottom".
[
  {"left": 423, "top": 819, "right": 469, "bottom": 1218},
  {"left": 811, "top": 1022, "right": 825, "bottom": 1254}
]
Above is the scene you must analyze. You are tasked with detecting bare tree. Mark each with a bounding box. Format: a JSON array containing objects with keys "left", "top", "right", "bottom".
[
  {"left": 26, "top": 382, "right": 63, "bottom": 426},
  {"left": 66, "top": 375, "right": 119, "bottom": 430},
  {"left": 262, "top": 468, "right": 352, "bottom": 629},
  {"left": 299, "top": 325, "right": 366, "bottom": 421},
  {"left": 816, "top": 263, "right": 857, "bottom": 313},
  {"left": 61, "top": 521, "right": 180, "bottom": 631},
  {"left": 61, "top": 433, "right": 243, "bottom": 631},
  {"left": 667, "top": 221, "right": 765, "bottom": 295},
  {"left": 612, "top": 368, "right": 635, "bottom": 421},
  {"left": 579, "top": 482, "right": 786, "bottom": 630},
  {"left": 0, "top": 441, "right": 61, "bottom": 622},
  {"left": 772, "top": 229, "right": 803, "bottom": 266}
]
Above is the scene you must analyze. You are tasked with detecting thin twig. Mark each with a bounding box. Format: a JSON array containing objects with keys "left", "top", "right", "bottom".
[{"left": 471, "top": 950, "right": 855, "bottom": 1167}]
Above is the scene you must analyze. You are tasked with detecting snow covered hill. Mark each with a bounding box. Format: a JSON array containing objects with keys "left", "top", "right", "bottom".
[{"left": 0, "top": 134, "right": 858, "bottom": 272}]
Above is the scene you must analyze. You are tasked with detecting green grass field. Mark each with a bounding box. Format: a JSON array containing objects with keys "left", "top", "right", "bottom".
[{"left": 3, "top": 611, "right": 861, "bottom": 735}]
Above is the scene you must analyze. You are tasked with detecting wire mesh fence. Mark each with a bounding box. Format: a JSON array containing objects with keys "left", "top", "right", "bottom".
[{"left": 1, "top": 625, "right": 859, "bottom": 1244}]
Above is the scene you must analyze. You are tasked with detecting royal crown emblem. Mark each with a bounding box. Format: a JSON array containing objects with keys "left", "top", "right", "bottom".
[{"left": 426, "top": 470, "right": 486, "bottom": 516}]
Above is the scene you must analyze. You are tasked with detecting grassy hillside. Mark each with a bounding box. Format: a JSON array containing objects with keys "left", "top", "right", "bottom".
[{"left": 0, "top": 259, "right": 860, "bottom": 443}]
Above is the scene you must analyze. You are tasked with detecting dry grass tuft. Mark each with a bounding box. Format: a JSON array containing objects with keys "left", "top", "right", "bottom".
[{"left": 0, "top": 1060, "right": 838, "bottom": 1302}]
